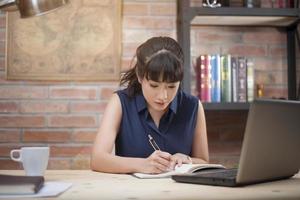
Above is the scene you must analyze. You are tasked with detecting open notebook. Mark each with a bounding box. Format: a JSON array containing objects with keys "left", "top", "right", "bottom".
[{"left": 133, "top": 163, "right": 225, "bottom": 179}]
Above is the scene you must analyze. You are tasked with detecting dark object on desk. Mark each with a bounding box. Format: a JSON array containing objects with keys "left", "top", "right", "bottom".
[
  {"left": 0, "top": 174, "right": 44, "bottom": 195},
  {"left": 172, "top": 99, "right": 300, "bottom": 186}
]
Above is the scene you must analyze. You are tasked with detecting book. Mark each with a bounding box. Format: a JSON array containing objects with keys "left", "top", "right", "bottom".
[
  {"left": 237, "top": 57, "right": 247, "bottom": 102},
  {"left": 199, "top": 55, "right": 211, "bottom": 102},
  {"left": 132, "top": 163, "right": 225, "bottom": 179},
  {"left": 231, "top": 56, "right": 238, "bottom": 102},
  {"left": 0, "top": 174, "right": 44, "bottom": 195},
  {"left": 210, "top": 54, "right": 221, "bottom": 102},
  {"left": 247, "top": 58, "right": 255, "bottom": 102},
  {"left": 221, "top": 55, "right": 232, "bottom": 102}
]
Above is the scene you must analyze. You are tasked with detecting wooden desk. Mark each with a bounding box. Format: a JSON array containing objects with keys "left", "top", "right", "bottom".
[{"left": 1, "top": 170, "right": 300, "bottom": 200}]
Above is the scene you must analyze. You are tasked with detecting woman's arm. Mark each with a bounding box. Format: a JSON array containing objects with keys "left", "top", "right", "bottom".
[
  {"left": 90, "top": 93, "right": 171, "bottom": 174},
  {"left": 190, "top": 100, "right": 209, "bottom": 164},
  {"left": 169, "top": 100, "right": 209, "bottom": 168}
]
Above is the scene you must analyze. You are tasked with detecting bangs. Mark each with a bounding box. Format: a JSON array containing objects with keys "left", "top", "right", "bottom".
[{"left": 144, "top": 52, "right": 183, "bottom": 83}]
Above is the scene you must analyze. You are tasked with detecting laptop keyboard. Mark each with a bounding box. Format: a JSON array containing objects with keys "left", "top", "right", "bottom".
[{"left": 194, "top": 168, "right": 238, "bottom": 179}]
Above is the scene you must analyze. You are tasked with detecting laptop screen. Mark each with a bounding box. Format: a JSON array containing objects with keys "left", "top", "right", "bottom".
[{"left": 236, "top": 99, "right": 300, "bottom": 184}]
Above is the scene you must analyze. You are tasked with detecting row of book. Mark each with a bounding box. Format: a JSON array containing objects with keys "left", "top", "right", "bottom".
[
  {"left": 195, "top": 54, "right": 254, "bottom": 103},
  {"left": 218, "top": 0, "right": 296, "bottom": 8}
]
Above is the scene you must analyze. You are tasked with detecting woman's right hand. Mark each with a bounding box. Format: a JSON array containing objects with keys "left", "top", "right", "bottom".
[{"left": 140, "top": 150, "right": 172, "bottom": 174}]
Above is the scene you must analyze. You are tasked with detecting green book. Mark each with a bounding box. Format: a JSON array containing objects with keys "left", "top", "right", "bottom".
[{"left": 221, "top": 55, "right": 232, "bottom": 102}]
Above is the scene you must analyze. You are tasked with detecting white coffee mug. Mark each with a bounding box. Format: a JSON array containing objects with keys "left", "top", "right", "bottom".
[{"left": 10, "top": 147, "right": 50, "bottom": 176}]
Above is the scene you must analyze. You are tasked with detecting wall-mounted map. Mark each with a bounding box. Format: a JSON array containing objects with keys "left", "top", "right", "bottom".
[{"left": 6, "top": 0, "right": 121, "bottom": 81}]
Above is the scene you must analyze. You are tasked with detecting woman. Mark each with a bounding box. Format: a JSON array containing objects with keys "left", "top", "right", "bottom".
[{"left": 91, "top": 36, "right": 209, "bottom": 174}]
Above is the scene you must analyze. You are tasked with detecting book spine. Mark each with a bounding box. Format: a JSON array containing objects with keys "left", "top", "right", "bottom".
[
  {"left": 200, "top": 55, "right": 211, "bottom": 102},
  {"left": 206, "top": 55, "right": 212, "bottom": 102},
  {"left": 247, "top": 58, "right": 255, "bottom": 102},
  {"left": 200, "top": 55, "right": 206, "bottom": 102},
  {"left": 210, "top": 54, "right": 221, "bottom": 102},
  {"left": 221, "top": 55, "right": 231, "bottom": 102},
  {"left": 195, "top": 56, "right": 202, "bottom": 99},
  {"left": 237, "top": 57, "right": 247, "bottom": 102},
  {"left": 231, "top": 56, "right": 238, "bottom": 102}
]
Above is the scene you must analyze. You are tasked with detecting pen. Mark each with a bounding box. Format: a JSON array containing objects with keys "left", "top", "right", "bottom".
[{"left": 148, "top": 134, "right": 161, "bottom": 151}]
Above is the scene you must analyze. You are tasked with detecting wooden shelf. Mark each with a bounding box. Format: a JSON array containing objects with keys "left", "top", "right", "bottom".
[
  {"left": 190, "top": 8, "right": 299, "bottom": 27},
  {"left": 177, "top": 1, "right": 300, "bottom": 108},
  {"left": 202, "top": 102, "right": 250, "bottom": 110}
]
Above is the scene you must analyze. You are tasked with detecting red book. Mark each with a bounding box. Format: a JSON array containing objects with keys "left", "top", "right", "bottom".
[{"left": 199, "top": 55, "right": 211, "bottom": 102}]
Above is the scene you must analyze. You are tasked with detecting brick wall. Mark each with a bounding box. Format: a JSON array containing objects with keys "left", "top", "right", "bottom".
[{"left": 0, "top": 0, "right": 299, "bottom": 169}]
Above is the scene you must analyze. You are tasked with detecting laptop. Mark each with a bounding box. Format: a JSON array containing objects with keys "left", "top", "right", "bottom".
[{"left": 172, "top": 99, "right": 300, "bottom": 186}]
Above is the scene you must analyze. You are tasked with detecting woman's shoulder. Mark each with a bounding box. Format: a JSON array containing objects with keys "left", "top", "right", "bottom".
[
  {"left": 179, "top": 90, "right": 199, "bottom": 105},
  {"left": 115, "top": 88, "right": 137, "bottom": 105},
  {"left": 115, "top": 88, "right": 130, "bottom": 99}
]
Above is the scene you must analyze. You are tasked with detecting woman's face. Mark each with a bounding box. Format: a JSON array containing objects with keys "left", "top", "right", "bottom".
[{"left": 139, "top": 78, "right": 180, "bottom": 112}]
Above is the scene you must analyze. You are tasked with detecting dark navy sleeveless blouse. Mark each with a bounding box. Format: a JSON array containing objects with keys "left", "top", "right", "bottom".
[{"left": 115, "top": 89, "right": 199, "bottom": 158}]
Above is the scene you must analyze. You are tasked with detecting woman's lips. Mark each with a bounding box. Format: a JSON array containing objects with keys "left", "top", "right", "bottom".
[{"left": 154, "top": 101, "right": 166, "bottom": 107}]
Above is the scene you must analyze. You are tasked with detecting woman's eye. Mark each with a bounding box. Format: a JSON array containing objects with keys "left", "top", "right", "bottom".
[
  {"left": 150, "top": 84, "right": 158, "bottom": 88},
  {"left": 168, "top": 85, "right": 176, "bottom": 89}
]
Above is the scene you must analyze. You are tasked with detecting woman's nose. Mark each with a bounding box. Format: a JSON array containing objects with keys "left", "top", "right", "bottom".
[{"left": 158, "top": 88, "right": 168, "bottom": 101}]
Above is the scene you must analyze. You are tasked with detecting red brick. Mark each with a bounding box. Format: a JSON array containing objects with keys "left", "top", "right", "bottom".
[
  {"left": 269, "top": 46, "right": 286, "bottom": 57},
  {"left": 49, "top": 115, "right": 97, "bottom": 128},
  {"left": 70, "top": 102, "right": 106, "bottom": 113},
  {"left": 73, "top": 130, "right": 97, "bottom": 143},
  {"left": 123, "top": 29, "right": 157, "bottom": 43},
  {"left": 50, "top": 145, "right": 92, "bottom": 157},
  {"left": 192, "top": 44, "right": 222, "bottom": 56},
  {"left": 48, "top": 158, "right": 71, "bottom": 169},
  {"left": 121, "top": 58, "right": 134, "bottom": 72},
  {"left": 23, "top": 130, "right": 71, "bottom": 143},
  {"left": 0, "top": 86, "right": 48, "bottom": 99},
  {"left": 243, "top": 32, "right": 285, "bottom": 44},
  {"left": 100, "top": 87, "right": 118, "bottom": 100},
  {"left": 255, "top": 58, "right": 284, "bottom": 70},
  {"left": 20, "top": 101, "right": 68, "bottom": 113},
  {"left": 122, "top": 42, "right": 139, "bottom": 57},
  {"left": 0, "top": 145, "right": 22, "bottom": 157},
  {"left": 262, "top": 87, "right": 287, "bottom": 99},
  {"left": 123, "top": 3, "right": 148, "bottom": 16},
  {"left": 149, "top": 3, "right": 176, "bottom": 16},
  {"left": 0, "top": 116, "right": 46, "bottom": 128},
  {"left": 0, "top": 159, "right": 22, "bottom": 169},
  {"left": 124, "top": 17, "right": 174, "bottom": 29},
  {"left": 0, "top": 102, "right": 18, "bottom": 113},
  {"left": 0, "top": 130, "right": 20, "bottom": 142},
  {"left": 71, "top": 157, "right": 90, "bottom": 169},
  {"left": 50, "top": 87, "right": 97, "bottom": 100},
  {"left": 194, "top": 31, "right": 241, "bottom": 44},
  {"left": 255, "top": 71, "right": 286, "bottom": 85},
  {"left": 227, "top": 44, "right": 267, "bottom": 56}
]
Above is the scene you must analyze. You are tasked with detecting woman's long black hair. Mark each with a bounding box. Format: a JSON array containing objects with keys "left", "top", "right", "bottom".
[{"left": 120, "top": 36, "right": 184, "bottom": 97}]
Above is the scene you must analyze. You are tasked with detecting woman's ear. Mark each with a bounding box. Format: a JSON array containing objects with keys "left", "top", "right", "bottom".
[{"left": 137, "top": 76, "right": 142, "bottom": 84}]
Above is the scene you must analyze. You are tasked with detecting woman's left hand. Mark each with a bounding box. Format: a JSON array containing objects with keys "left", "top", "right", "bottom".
[{"left": 169, "top": 153, "right": 192, "bottom": 170}]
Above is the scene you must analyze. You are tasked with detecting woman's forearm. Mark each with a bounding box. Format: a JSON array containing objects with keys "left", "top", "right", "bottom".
[
  {"left": 190, "top": 157, "right": 209, "bottom": 164},
  {"left": 91, "top": 152, "right": 145, "bottom": 173}
]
